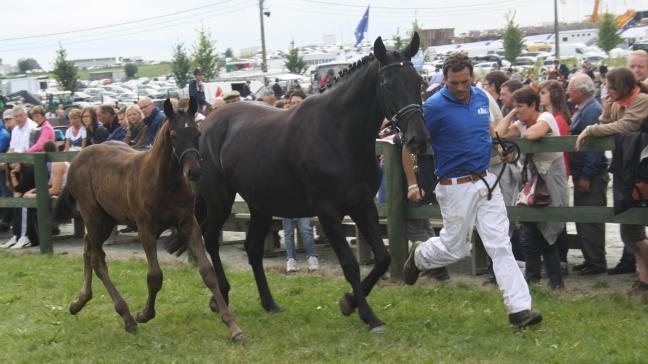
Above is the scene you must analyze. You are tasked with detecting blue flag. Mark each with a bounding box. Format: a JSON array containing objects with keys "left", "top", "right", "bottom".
[{"left": 354, "top": 6, "right": 369, "bottom": 47}]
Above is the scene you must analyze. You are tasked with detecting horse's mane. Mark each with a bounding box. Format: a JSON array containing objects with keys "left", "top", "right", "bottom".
[
  {"left": 149, "top": 118, "right": 171, "bottom": 157},
  {"left": 319, "top": 54, "right": 375, "bottom": 93}
]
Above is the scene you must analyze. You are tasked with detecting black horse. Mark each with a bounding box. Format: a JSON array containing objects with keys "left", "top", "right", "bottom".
[{"left": 169, "top": 34, "right": 429, "bottom": 332}]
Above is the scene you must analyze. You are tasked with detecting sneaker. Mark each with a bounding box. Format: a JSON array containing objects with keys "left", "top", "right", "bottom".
[
  {"left": 580, "top": 266, "right": 606, "bottom": 276},
  {"left": 423, "top": 267, "right": 450, "bottom": 282},
  {"left": 0, "top": 236, "right": 18, "bottom": 249},
  {"left": 10, "top": 236, "right": 32, "bottom": 249},
  {"left": 402, "top": 241, "right": 422, "bottom": 285},
  {"left": 286, "top": 258, "right": 299, "bottom": 273},
  {"left": 508, "top": 309, "right": 543, "bottom": 328},
  {"left": 307, "top": 256, "right": 319, "bottom": 271}
]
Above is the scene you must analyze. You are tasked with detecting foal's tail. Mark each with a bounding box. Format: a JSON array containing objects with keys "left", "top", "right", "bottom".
[
  {"left": 53, "top": 186, "right": 76, "bottom": 225},
  {"left": 164, "top": 193, "right": 207, "bottom": 256}
]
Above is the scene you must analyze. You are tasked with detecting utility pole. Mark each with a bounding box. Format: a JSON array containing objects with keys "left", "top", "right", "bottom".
[
  {"left": 554, "top": 0, "right": 560, "bottom": 60},
  {"left": 259, "top": 0, "right": 268, "bottom": 72}
]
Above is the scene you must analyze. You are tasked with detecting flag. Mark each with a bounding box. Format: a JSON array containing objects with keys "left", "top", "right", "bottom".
[{"left": 354, "top": 6, "right": 369, "bottom": 47}]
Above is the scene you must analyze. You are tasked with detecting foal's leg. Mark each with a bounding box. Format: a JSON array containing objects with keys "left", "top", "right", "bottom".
[
  {"left": 247, "top": 210, "right": 282, "bottom": 312},
  {"left": 69, "top": 235, "right": 94, "bottom": 314},
  {"left": 182, "top": 216, "right": 245, "bottom": 342},
  {"left": 318, "top": 212, "right": 386, "bottom": 331},
  {"left": 135, "top": 226, "right": 163, "bottom": 324},
  {"left": 87, "top": 218, "right": 137, "bottom": 333},
  {"left": 339, "top": 204, "right": 391, "bottom": 316}
]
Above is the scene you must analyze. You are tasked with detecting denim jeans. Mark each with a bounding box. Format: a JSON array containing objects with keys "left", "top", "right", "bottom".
[
  {"left": 282, "top": 218, "right": 316, "bottom": 260},
  {"left": 521, "top": 222, "right": 563, "bottom": 287}
]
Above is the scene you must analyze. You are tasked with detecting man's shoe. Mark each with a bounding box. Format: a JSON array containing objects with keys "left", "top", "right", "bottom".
[
  {"left": 509, "top": 309, "right": 543, "bottom": 328},
  {"left": 628, "top": 280, "right": 648, "bottom": 296},
  {"left": 10, "top": 236, "right": 32, "bottom": 249},
  {"left": 286, "top": 258, "right": 299, "bottom": 273},
  {"left": 580, "top": 266, "right": 606, "bottom": 276},
  {"left": 481, "top": 275, "right": 497, "bottom": 286},
  {"left": 307, "top": 256, "right": 319, "bottom": 271},
  {"left": 572, "top": 263, "right": 588, "bottom": 272},
  {"left": 423, "top": 267, "right": 450, "bottom": 282},
  {"left": 0, "top": 236, "right": 17, "bottom": 249},
  {"left": 402, "top": 242, "right": 422, "bottom": 285},
  {"left": 607, "top": 264, "right": 635, "bottom": 275},
  {"left": 119, "top": 225, "right": 137, "bottom": 233}
]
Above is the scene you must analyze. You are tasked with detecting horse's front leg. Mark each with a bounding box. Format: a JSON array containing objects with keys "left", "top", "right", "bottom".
[
  {"left": 318, "top": 211, "right": 386, "bottom": 332},
  {"left": 339, "top": 203, "right": 391, "bottom": 318},
  {"left": 135, "top": 226, "right": 163, "bottom": 324},
  {"left": 181, "top": 216, "right": 245, "bottom": 343}
]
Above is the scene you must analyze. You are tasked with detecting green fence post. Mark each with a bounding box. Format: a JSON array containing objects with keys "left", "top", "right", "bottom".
[
  {"left": 382, "top": 142, "right": 407, "bottom": 280},
  {"left": 33, "top": 153, "right": 52, "bottom": 254}
]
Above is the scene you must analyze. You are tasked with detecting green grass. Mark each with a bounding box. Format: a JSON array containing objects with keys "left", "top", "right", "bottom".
[
  {"left": 22, "top": 63, "right": 173, "bottom": 81},
  {"left": 1, "top": 251, "right": 647, "bottom": 363}
]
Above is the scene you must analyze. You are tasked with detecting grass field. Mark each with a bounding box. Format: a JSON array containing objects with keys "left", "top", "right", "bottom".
[
  {"left": 1, "top": 251, "right": 647, "bottom": 363},
  {"left": 24, "top": 63, "right": 173, "bottom": 81}
]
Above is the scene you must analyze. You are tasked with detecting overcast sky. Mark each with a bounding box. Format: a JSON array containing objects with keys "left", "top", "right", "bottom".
[{"left": 0, "top": 0, "right": 644, "bottom": 69}]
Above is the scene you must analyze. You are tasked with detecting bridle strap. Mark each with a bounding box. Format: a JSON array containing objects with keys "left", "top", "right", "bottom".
[
  {"left": 173, "top": 147, "right": 202, "bottom": 165},
  {"left": 379, "top": 61, "right": 413, "bottom": 73},
  {"left": 377, "top": 60, "right": 421, "bottom": 131}
]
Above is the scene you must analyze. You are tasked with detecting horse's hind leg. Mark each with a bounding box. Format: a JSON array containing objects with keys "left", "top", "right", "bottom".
[
  {"left": 338, "top": 204, "right": 391, "bottom": 320},
  {"left": 69, "top": 235, "right": 94, "bottom": 314},
  {"left": 318, "top": 212, "right": 386, "bottom": 332},
  {"left": 86, "top": 215, "right": 137, "bottom": 333},
  {"left": 134, "top": 226, "right": 163, "bottom": 324},
  {"left": 247, "top": 210, "right": 282, "bottom": 312},
  {"left": 182, "top": 216, "right": 244, "bottom": 342}
]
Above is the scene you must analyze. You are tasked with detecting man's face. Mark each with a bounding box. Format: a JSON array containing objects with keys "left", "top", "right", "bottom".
[
  {"left": 138, "top": 101, "right": 154, "bottom": 117},
  {"left": 567, "top": 80, "right": 584, "bottom": 105},
  {"left": 499, "top": 86, "right": 514, "bottom": 108},
  {"left": 628, "top": 55, "right": 648, "bottom": 82},
  {"left": 225, "top": 97, "right": 240, "bottom": 104},
  {"left": 4, "top": 118, "right": 15, "bottom": 130},
  {"left": 13, "top": 109, "right": 27, "bottom": 127},
  {"left": 98, "top": 111, "right": 112, "bottom": 124},
  {"left": 196, "top": 74, "right": 204, "bottom": 82},
  {"left": 446, "top": 68, "right": 473, "bottom": 103}
]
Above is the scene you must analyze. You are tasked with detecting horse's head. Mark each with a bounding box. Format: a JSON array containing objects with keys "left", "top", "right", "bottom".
[
  {"left": 374, "top": 32, "right": 430, "bottom": 154},
  {"left": 163, "top": 97, "right": 202, "bottom": 182}
]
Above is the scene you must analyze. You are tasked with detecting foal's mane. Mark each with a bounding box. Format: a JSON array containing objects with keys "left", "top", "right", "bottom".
[
  {"left": 149, "top": 119, "right": 171, "bottom": 158},
  {"left": 319, "top": 54, "right": 376, "bottom": 93}
]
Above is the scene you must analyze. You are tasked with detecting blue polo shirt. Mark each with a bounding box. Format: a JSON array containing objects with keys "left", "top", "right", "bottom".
[{"left": 423, "top": 85, "right": 492, "bottom": 178}]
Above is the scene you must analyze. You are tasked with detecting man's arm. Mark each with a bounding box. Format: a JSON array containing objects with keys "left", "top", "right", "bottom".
[{"left": 402, "top": 144, "right": 422, "bottom": 202}]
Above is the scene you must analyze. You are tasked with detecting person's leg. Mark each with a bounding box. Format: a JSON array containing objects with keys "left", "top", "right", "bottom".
[
  {"left": 281, "top": 218, "right": 296, "bottom": 260},
  {"left": 296, "top": 218, "right": 316, "bottom": 257},
  {"left": 542, "top": 240, "right": 563, "bottom": 289},
  {"left": 521, "top": 223, "right": 542, "bottom": 283},
  {"left": 574, "top": 172, "right": 608, "bottom": 271},
  {"left": 636, "top": 239, "right": 648, "bottom": 284}
]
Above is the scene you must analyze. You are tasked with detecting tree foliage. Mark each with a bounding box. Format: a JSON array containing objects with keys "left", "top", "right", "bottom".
[
  {"left": 224, "top": 48, "right": 234, "bottom": 58},
  {"left": 597, "top": 13, "right": 622, "bottom": 55},
  {"left": 284, "top": 40, "right": 307, "bottom": 74},
  {"left": 124, "top": 63, "right": 138, "bottom": 78},
  {"left": 171, "top": 42, "right": 192, "bottom": 89},
  {"left": 502, "top": 12, "right": 525, "bottom": 63},
  {"left": 192, "top": 28, "right": 220, "bottom": 80},
  {"left": 392, "top": 33, "right": 404, "bottom": 52},
  {"left": 406, "top": 19, "right": 424, "bottom": 51},
  {"left": 52, "top": 46, "right": 78, "bottom": 92},
  {"left": 17, "top": 58, "right": 42, "bottom": 73}
]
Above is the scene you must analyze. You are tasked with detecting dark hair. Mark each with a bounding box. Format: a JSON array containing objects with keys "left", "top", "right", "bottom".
[
  {"left": 538, "top": 80, "right": 571, "bottom": 124},
  {"left": 43, "top": 141, "right": 57, "bottom": 153},
  {"left": 99, "top": 104, "right": 116, "bottom": 116},
  {"left": 501, "top": 79, "right": 523, "bottom": 93},
  {"left": 290, "top": 90, "right": 306, "bottom": 100},
  {"left": 443, "top": 52, "right": 473, "bottom": 78},
  {"left": 512, "top": 86, "right": 540, "bottom": 111},
  {"left": 274, "top": 100, "right": 285, "bottom": 108},
  {"left": 607, "top": 67, "right": 648, "bottom": 98},
  {"left": 484, "top": 70, "right": 508, "bottom": 94},
  {"left": 30, "top": 105, "right": 46, "bottom": 116}
]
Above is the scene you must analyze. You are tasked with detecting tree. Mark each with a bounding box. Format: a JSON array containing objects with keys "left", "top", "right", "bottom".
[
  {"left": 597, "top": 13, "right": 622, "bottom": 56},
  {"left": 502, "top": 12, "right": 525, "bottom": 64},
  {"left": 224, "top": 48, "right": 234, "bottom": 58},
  {"left": 52, "top": 46, "right": 78, "bottom": 92},
  {"left": 124, "top": 63, "right": 138, "bottom": 78},
  {"left": 17, "top": 58, "right": 42, "bottom": 73},
  {"left": 171, "top": 42, "right": 192, "bottom": 89},
  {"left": 284, "top": 40, "right": 307, "bottom": 74},
  {"left": 192, "top": 27, "right": 220, "bottom": 80},
  {"left": 406, "top": 19, "right": 424, "bottom": 51},
  {"left": 392, "top": 27, "right": 404, "bottom": 52}
]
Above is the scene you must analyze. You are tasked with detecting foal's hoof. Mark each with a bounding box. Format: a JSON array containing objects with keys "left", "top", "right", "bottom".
[
  {"left": 369, "top": 324, "right": 387, "bottom": 333},
  {"left": 231, "top": 332, "right": 246, "bottom": 344},
  {"left": 124, "top": 323, "right": 138, "bottom": 334},
  {"left": 339, "top": 293, "right": 356, "bottom": 316},
  {"left": 263, "top": 301, "right": 284, "bottom": 313},
  {"left": 69, "top": 301, "right": 83, "bottom": 315},
  {"left": 135, "top": 310, "right": 155, "bottom": 323}
]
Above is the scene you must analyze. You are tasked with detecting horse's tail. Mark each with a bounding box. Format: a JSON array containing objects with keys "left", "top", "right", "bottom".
[
  {"left": 52, "top": 185, "right": 76, "bottom": 225},
  {"left": 164, "top": 193, "right": 207, "bottom": 257}
]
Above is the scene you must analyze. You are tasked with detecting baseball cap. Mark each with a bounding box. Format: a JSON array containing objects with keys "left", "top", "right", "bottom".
[{"left": 3, "top": 109, "right": 13, "bottom": 119}]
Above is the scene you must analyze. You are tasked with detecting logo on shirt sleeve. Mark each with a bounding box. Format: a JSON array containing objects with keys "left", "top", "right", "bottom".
[{"left": 477, "top": 107, "right": 489, "bottom": 115}]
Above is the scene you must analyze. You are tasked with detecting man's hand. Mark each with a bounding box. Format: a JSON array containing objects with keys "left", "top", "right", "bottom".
[
  {"left": 407, "top": 185, "right": 424, "bottom": 203},
  {"left": 576, "top": 128, "right": 588, "bottom": 151},
  {"left": 577, "top": 178, "right": 591, "bottom": 193}
]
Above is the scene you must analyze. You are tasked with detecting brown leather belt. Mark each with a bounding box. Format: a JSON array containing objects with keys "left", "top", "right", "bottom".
[{"left": 439, "top": 171, "right": 487, "bottom": 185}]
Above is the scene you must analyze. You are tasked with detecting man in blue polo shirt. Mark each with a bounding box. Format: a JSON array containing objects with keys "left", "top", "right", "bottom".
[{"left": 401, "top": 52, "right": 542, "bottom": 328}]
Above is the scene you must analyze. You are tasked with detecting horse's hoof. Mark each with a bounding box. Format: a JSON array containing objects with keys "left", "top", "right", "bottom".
[
  {"left": 264, "top": 304, "right": 284, "bottom": 313},
  {"left": 231, "top": 332, "right": 246, "bottom": 343},
  {"left": 69, "top": 302, "right": 82, "bottom": 315},
  {"left": 124, "top": 323, "right": 138, "bottom": 334},
  {"left": 339, "top": 293, "right": 356, "bottom": 316},
  {"left": 369, "top": 324, "right": 387, "bottom": 333},
  {"left": 135, "top": 310, "right": 154, "bottom": 323}
]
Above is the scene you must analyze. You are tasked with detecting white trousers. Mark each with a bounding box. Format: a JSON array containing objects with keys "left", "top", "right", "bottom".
[{"left": 414, "top": 172, "right": 532, "bottom": 314}]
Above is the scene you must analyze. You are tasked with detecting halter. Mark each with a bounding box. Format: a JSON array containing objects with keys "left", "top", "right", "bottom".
[
  {"left": 378, "top": 60, "right": 422, "bottom": 132},
  {"left": 172, "top": 146, "right": 202, "bottom": 165}
]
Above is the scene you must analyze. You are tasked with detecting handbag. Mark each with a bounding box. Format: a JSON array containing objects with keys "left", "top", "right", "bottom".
[{"left": 516, "top": 155, "right": 552, "bottom": 207}]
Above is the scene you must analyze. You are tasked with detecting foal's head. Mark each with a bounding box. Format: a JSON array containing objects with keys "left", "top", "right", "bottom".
[
  {"left": 163, "top": 97, "right": 202, "bottom": 181},
  {"left": 374, "top": 32, "right": 430, "bottom": 154}
]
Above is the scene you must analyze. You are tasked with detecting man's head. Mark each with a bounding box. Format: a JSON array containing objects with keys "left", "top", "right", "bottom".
[
  {"left": 97, "top": 104, "right": 116, "bottom": 126},
  {"left": 194, "top": 68, "right": 204, "bottom": 81},
  {"left": 12, "top": 106, "right": 27, "bottom": 127},
  {"left": 3, "top": 108, "right": 15, "bottom": 130},
  {"left": 567, "top": 73, "right": 596, "bottom": 105},
  {"left": 223, "top": 90, "right": 241, "bottom": 104},
  {"left": 138, "top": 96, "right": 155, "bottom": 117},
  {"left": 30, "top": 105, "right": 46, "bottom": 125},
  {"left": 499, "top": 79, "right": 523, "bottom": 109},
  {"left": 627, "top": 50, "right": 648, "bottom": 82},
  {"left": 483, "top": 70, "right": 508, "bottom": 98},
  {"left": 443, "top": 52, "right": 473, "bottom": 103},
  {"left": 287, "top": 90, "right": 306, "bottom": 109},
  {"left": 212, "top": 97, "right": 226, "bottom": 109}
]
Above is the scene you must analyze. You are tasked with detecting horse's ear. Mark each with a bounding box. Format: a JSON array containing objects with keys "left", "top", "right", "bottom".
[
  {"left": 374, "top": 36, "right": 387, "bottom": 63},
  {"left": 163, "top": 98, "right": 174, "bottom": 120},
  {"left": 188, "top": 96, "right": 198, "bottom": 116},
  {"left": 403, "top": 32, "right": 420, "bottom": 59}
]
